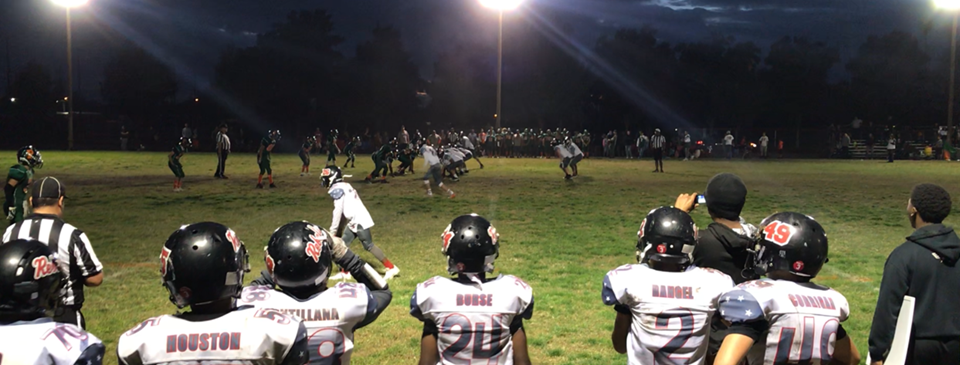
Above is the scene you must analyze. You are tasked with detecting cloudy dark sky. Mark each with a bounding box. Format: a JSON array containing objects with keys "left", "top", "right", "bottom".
[{"left": 0, "top": 0, "right": 953, "bottom": 99}]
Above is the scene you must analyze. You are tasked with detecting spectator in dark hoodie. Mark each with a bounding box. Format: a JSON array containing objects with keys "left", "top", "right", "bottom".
[
  {"left": 674, "top": 172, "right": 758, "bottom": 361},
  {"left": 869, "top": 183, "right": 960, "bottom": 365}
]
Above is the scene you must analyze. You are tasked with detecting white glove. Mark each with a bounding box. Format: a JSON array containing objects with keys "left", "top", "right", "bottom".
[
  {"left": 6, "top": 207, "right": 13, "bottom": 222},
  {"left": 329, "top": 235, "right": 349, "bottom": 261}
]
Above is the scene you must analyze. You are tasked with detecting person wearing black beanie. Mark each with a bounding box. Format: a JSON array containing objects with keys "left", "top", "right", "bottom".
[
  {"left": 869, "top": 183, "right": 960, "bottom": 365},
  {"left": 673, "top": 172, "right": 758, "bottom": 362}
]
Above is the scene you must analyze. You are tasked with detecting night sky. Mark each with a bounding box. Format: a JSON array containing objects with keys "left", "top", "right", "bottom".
[{"left": 0, "top": 0, "right": 951, "bottom": 99}]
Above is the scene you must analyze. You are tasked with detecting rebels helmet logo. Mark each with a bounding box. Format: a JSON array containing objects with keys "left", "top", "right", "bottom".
[
  {"left": 792, "top": 261, "right": 805, "bottom": 271},
  {"left": 487, "top": 225, "right": 499, "bottom": 244},
  {"left": 226, "top": 229, "right": 242, "bottom": 252},
  {"left": 159, "top": 247, "right": 172, "bottom": 276},
  {"left": 441, "top": 225, "right": 454, "bottom": 252},
  {"left": 638, "top": 219, "right": 647, "bottom": 239},
  {"left": 321, "top": 168, "right": 332, "bottom": 177},
  {"left": 305, "top": 225, "right": 326, "bottom": 263},
  {"left": 32, "top": 255, "right": 58, "bottom": 280}
]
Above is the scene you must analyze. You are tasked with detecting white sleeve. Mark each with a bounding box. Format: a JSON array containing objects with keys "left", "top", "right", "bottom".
[
  {"left": 2, "top": 226, "right": 11, "bottom": 242},
  {"left": 330, "top": 195, "right": 344, "bottom": 234}
]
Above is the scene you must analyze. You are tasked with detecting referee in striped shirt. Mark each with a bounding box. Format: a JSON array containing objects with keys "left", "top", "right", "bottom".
[
  {"left": 650, "top": 128, "right": 666, "bottom": 173},
  {"left": 2, "top": 176, "right": 103, "bottom": 329},
  {"left": 215, "top": 123, "right": 231, "bottom": 179}
]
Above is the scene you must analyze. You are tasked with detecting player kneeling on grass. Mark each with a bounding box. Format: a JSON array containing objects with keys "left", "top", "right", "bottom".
[
  {"left": 242, "top": 221, "right": 392, "bottom": 365},
  {"left": 713, "top": 213, "right": 860, "bottom": 365},
  {"left": 322, "top": 166, "right": 400, "bottom": 281},
  {"left": 603, "top": 207, "right": 734, "bottom": 364},
  {"left": 118, "top": 222, "right": 309, "bottom": 365},
  {"left": 411, "top": 214, "right": 533, "bottom": 365},
  {"left": 168, "top": 138, "right": 189, "bottom": 192},
  {"left": 301, "top": 136, "right": 316, "bottom": 176},
  {"left": 0, "top": 239, "right": 105, "bottom": 364},
  {"left": 420, "top": 143, "right": 455, "bottom": 198}
]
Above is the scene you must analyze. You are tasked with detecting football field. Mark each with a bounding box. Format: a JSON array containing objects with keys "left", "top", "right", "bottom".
[{"left": 4, "top": 151, "right": 958, "bottom": 364}]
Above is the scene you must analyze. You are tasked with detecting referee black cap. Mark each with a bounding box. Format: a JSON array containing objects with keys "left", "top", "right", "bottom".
[{"left": 31, "top": 176, "right": 67, "bottom": 201}]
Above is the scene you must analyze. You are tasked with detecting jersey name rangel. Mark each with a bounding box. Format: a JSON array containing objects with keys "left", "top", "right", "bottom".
[
  {"left": 719, "top": 279, "right": 850, "bottom": 365},
  {"left": 240, "top": 283, "right": 373, "bottom": 365},
  {"left": 117, "top": 307, "right": 303, "bottom": 365},
  {"left": 411, "top": 275, "right": 534, "bottom": 365},
  {"left": 0, "top": 318, "right": 104, "bottom": 365},
  {"left": 602, "top": 264, "right": 734, "bottom": 365}
]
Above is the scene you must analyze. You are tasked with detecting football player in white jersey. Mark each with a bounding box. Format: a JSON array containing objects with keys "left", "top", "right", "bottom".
[
  {"left": 461, "top": 135, "right": 484, "bottom": 169},
  {"left": 563, "top": 137, "right": 583, "bottom": 177},
  {"left": 320, "top": 166, "right": 400, "bottom": 281},
  {"left": 410, "top": 214, "right": 534, "bottom": 365},
  {"left": 714, "top": 213, "right": 861, "bottom": 365},
  {"left": 552, "top": 139, "right": 574, "bottom": 179},
  {"left": 241, "top": 221, "right": 392, "bottom": 365},
  {"left": 117, "top": 222, "right": 309, "bottom": 365},
  {"left": 602, "top": 207, "right": 734, "bottom": 365},
  {"left": 0, "top": 239, "right": 105, "bottom": 365},
  {"left": 419, "top": 143, "right": 455, "bottom": 198}
]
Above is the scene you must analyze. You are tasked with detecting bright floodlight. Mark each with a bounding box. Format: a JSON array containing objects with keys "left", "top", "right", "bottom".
[
  {"left": 480, "top": 0, "right": 522, "bottom": 11},
  {"left": 936, "top": 0, "right": 960, "bottom": 10},
  {"left": 51, "top": 0, "right": 88, "bottom": 8}
]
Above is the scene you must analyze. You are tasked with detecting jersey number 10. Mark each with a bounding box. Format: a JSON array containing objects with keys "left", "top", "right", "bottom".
[{"left": 774, "top": 316, "right": 840, "bottom": 364}]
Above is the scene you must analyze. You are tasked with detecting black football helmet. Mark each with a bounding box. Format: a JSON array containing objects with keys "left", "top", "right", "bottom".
[
  {"left": 17, "top": 146, "right": 43, "bottom": 168},
  {"left": 754, "top": 212, "right": 828, "bottom": 278},
  {"left": 637, "top": 207, "right": 698, "bottom": 271},
  {"left": 160, "top": 222, "right": 250, "bottom": 308},
  {"left": 266, "top": 222, "right": 332, "bottom": 298},
  {"left": 0, "top": 240, "right": 62, "bottom": 320},
  {"left": 320, "top": 166, "right": 343, "bottom": 187},
  {"left": 442, "top": 214, "right": 500, "bottom": 274}
]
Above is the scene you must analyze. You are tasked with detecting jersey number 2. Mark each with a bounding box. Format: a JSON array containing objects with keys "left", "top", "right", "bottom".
[
  {"left": 774, "top": 316, "right": 840, "bottom": 364},
  {"left": 441, "top": 314, "right": 504, "bottom": 361},
  {"left": 654, "top": 309, "right": 694, "bottom": 364}
]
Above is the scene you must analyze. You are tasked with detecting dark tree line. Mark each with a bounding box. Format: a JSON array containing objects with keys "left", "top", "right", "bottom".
[{"left": 0, "top": 8, "right": 953, "bottom": 149}]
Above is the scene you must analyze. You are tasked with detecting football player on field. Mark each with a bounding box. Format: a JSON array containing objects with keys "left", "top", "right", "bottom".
[
  {"left": 410, "top": 214, "right": 534, "bottom": 365},
  {"left": 343, "top": 136, "right": 359, "bottom": 169},
  {"left": 564, "top": 137, "right": 584, "bottom": 177},
  {"left": 326, "top": 129, "right": 341, "bottom": 166},
  {"left": 321, "top": 166, "right": 400, "bottom": 281},
  {"left": 301, "top": 136, "right": 316, "bottom": 176},
  {"left": 241, "top": 221, "right": 392, "bottom": 365},
  {"left": 167, "top": 138, "right": 188, "bottom": 192},
  {"left": 0, "top": 239, "right": 105, "bottom": 365},
  {"left": 117, "top": 222, "right": 309, "bottom": 365},
  {"left": 258, "top": 129, "right": 280, "bottom": 189},
  {"left": 713, "top": 213, "right": 861, "bottom": 365},
  {"left": 5, "top": 146, "right": 42, "bottom": 223},
  {"left": 552, "top": 139, "right": 573, "bottom": 180},
  {"left": 365, "top": 142, "right": 392, "bottom": 184},
  {"left": 419, "top": 142, "right": 455, "bottom": 198},
  {"left": 602, "top": 207, "right": 734, "bottom": 365}
]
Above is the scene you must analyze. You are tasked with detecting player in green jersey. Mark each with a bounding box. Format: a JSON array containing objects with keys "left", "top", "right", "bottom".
[
  {"left": 343, "top": 136, "right": 359, "bottom": 168},
  {"left": 365, "top": 142, "right": 393, "bottom": 184},
  {"left": 168, "top": 138, "right": 189, "bottom": 192},
  {"left": 326, "top": 129, "right": 341, "bottom": 166},
  {"left": 257, "top": 130, "right": 280, "bottom": 189},
  {"left": 300, "top": 136, "right": 315, "bottom": 177},
  {"left": 4, "top": 146, "right": 43, "bottom": 223}
]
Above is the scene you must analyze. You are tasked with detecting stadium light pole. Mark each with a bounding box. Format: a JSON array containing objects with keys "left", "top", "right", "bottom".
[
  {"left": 52, "top": 0, "right": 87, "bottom": 150},
  {"left": 936, "top": 0, "right": 960, "bottom": 145},
  {"left": 480, "top": 0, "right": 522, "bottom": 130}
]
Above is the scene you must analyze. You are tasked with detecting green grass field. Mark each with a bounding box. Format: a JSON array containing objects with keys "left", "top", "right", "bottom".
[{"left": 3, "top": 151, "right": 958, "bottom": 364}]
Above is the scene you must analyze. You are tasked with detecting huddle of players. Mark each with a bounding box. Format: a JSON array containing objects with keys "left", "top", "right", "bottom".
[{"left": 481, "top": 128, "right": 591, "bottom": 159}]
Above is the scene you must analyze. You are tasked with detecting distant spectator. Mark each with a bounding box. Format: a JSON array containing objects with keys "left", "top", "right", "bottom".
[
  {"left": 723, "top": 131, "right": 734, "bottom": 159},
  {"left": 852, "top": 117, "right": 863, "bottom": 138},
  {"left": 866, "top": 133, "right": 876, "bottom": 159},
  {"left": 841, "top": 133, "right": 851, "bottom": 158},
  {"left": 869, "top": 183, "right": 959, "bottom": 365},
  {"left": 683, "top": 131, "right": 692, "bottom": 160},
  {"left": 192, "top": 128, "right": 200, "bottom": 149},
  {"left": 181, "top": 123, "right": 192, "bottom": 140},
  {"left": 314, "top": 128, "right": 323, "bottom": 150},
  {"left": 759, "top": 132, "right": 769, "bottom": 158},
  {"left": 120, "top": 126, "right": 130, "bottom": 151},
  {"left": 398, "top": 126, "right": 410, "bottom": 150},
  {"left": 636, "top": 132, "right": 648, "bottom": 159},
  {"left": 624, "top": 130, "right": 634, "bottom": 159},
  {"left": 935, "top": 137, "right": 943, "bottom": 160},
  {"left": 215, "top": 123, "right": 231, "bottom": 179},
  {"left": 887, "top": 135, "right": 897, "bottom": 163},
  {"left": 939, "top": 124, "right": 949, "bottom": 144}
]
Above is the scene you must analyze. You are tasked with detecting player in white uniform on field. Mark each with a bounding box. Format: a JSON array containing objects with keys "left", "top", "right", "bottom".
[
  {"left": 241, "top": 221, "right": 392, "bottom": 365},
  {"left": 0, "top": 239, "right": 105, "bottom": 365},
  {"left": 552, "top": 139, "right": 574, "bottom": 179},
  {"left": 117, "top": 222, "right": 309, "bottom": 365},
  {"left": 411, "top": 214, "right": 533, "bottom": 365},
  {"left": 321, "top": 166, "right": 400, "bottom": 281},
  {"left": 461, "top": 135, "right": 484, "bottom": 169},
  {"left": 420, "top": 143, "right": 455, "bottom": 198},
  {"left": 603, "top": 207, "right": 734, "bottom": 365},
  {"left": 714, "top": 213, "right": 861, "bottom": 365},
  {"left": 442, "top": 146, "right": 467, "bottom": 180},
  {"left": 564, "top": 137, "right": 583, "bottom": 177}
]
